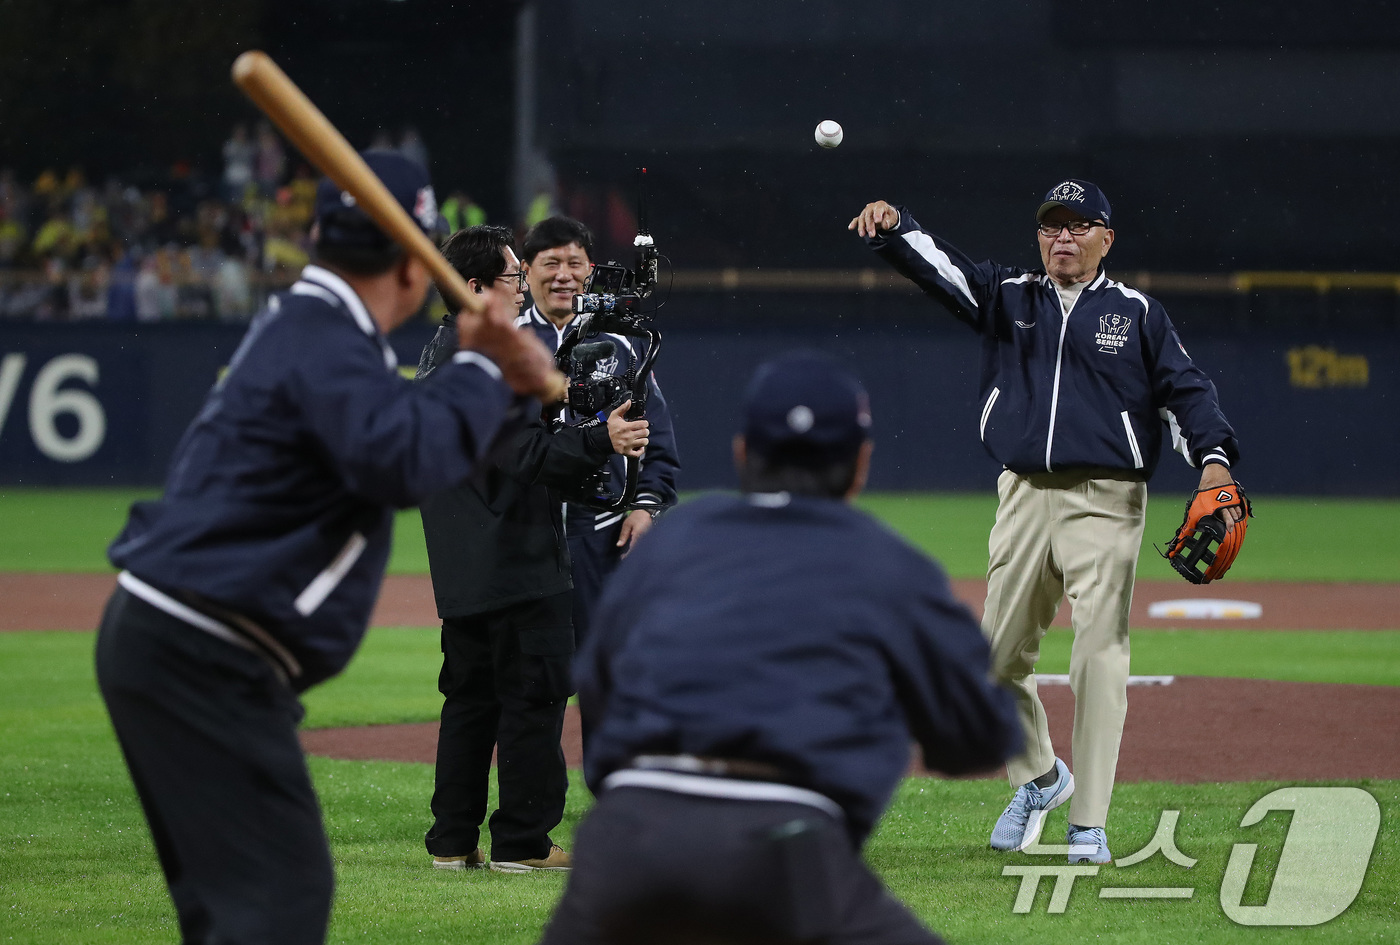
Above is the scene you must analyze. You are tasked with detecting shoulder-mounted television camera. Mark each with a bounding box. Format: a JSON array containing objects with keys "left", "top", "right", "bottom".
[{"left": 554, "top": 170, "right": 665, "bottom": 513}]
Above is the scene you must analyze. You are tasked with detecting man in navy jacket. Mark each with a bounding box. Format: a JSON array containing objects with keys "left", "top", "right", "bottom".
[
  {"left": 96, "top": 152, "right": 560, "bottom": 944},
  {"left": 539, "top": 353, "right": 1019, "bottom": 945},
  {"left": 518, "top": 216, "right": 680, "bottom": 647},
  {"left": 851, "top": 180, "right": 1243, "bottom": 864}
]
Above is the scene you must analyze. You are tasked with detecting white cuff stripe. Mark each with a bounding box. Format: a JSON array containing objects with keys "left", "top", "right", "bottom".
[{"left": 452, "top": 350, "right": 504, "bottom": 382}]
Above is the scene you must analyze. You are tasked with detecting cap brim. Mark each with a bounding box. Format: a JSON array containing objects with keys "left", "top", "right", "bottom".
[{"left": 1036, "top": 200, "right": 1065, "bottom": 222}]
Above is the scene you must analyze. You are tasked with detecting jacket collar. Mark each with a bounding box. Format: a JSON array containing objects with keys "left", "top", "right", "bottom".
[
  {"left": 523, "top": 303, "right": 574, "bottom": 349},
  {"left": 297, "top": 265, "right": 398, "bottom": 370},
  {"left": 299, "top": 265, "right": 377, "bottom": 338},
  {"left": 1039, "top": 268, "right": 1108, "bottom": 292}
]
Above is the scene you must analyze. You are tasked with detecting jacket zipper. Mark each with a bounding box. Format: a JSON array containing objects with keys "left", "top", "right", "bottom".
[{"left": 1044, "top": 297, "right": 1076, "bottom": 471}]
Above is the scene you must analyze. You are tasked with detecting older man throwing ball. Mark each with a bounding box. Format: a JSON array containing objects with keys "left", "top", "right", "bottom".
[{"left": 851, "top": 180, "right": 1242, "bottom": 864}]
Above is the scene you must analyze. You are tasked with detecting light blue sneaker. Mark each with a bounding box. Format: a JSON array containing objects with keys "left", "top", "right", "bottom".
[
  {"left": 1067, "top": 824, "right": 1112, "bottom": 864},
  {"left": 990, "top": 757, "right": 1074, "bottom": 851}
]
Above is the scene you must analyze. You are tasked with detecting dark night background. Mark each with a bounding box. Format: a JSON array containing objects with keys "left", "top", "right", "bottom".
[
  {"left": 3, "top": 0, "right": 1399, "bottom": 271},
  {"left": 1, "top": 1, "right": 1397, "bottom": 491},
  {"left": 0, "top": 0, "right": 519, "bottom": 223}
]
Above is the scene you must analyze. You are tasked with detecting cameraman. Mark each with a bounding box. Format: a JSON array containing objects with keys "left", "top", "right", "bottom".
[
  {"left": 415, "top": 225, "right": 648, "bottom": 872},
  {"left": 517, "top": 216, "right": 681, "bottom": 647}
]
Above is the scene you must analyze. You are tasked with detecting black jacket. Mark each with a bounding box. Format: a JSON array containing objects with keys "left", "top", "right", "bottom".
[{"left": 417, "top": 324, "right": 614, "bottom": 617}]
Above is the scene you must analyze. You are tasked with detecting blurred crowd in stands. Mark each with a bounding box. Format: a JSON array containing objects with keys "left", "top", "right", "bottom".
[{"left": 0, "top": 122, "right": 491, "bottom": 323}]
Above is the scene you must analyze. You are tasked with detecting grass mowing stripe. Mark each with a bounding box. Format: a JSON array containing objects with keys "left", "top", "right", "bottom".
[
  {"left": 4, "top": 488, "right": 1400, "bottom": 581},
  {"left": 0, "top": 488, "right": 158, "bottom": 572},
  {"left": 855, "top": 492, "right": 1400, "bottom": 582},
  {"left": 300, "top": 627, "right": 1400, "bottom": 731},
  {"left": 11, "top": 626, "right": 1393, "bottom": 743},
  {"left": 1035, "top": 628, "right": 1400, "bottom": 687},
  {"left": 303, "top": 627, "right": 446, "bottom": 729}
]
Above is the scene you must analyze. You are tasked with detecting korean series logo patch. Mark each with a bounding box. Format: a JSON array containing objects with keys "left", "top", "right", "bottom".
[
  {"left": 1096, "top": 313, "right": 1132, "bottom": 354},
  {"left": 1049, "top": 181, "right": 1086, "bottom": 204}
]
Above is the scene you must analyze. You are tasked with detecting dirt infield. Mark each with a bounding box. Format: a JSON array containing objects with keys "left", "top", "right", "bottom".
[
  {"left": 299, "top": 676, "right": 1400, "bottom": 782},
  {"left": 5, "top": 573, "right": 1400, "bottom": 632},
  {"left": 8, "top": 571, "right": 1398, "bottom": 783}
]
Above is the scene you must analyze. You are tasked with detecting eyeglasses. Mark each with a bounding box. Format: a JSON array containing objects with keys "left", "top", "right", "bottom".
[
  {"left": 495, "top": 270, "right": 528, "bottom": 291},
  {"left": 1038, "top": 221, "right": 1105, "bottom": 238}
]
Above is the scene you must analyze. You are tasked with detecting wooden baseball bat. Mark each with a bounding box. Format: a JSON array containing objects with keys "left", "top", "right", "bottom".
[{"left": 231, "top": 50, "right": 481, "bottom": 314}]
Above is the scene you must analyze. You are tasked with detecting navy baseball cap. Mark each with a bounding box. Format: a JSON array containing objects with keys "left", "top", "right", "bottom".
[
  {"left": 743, "top": 352, "right": 872, "bottom": 463},
  {"left": 1036, "top": 179, "right": 1112, "bottom": 226},
  {"left": 315, "top": 150, "right": 442, "bottom": 248}
]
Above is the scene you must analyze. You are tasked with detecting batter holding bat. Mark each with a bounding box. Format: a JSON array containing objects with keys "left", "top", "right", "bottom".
[
  {"left": 851, "top": 180, "right": 1246, "bottom": 864},
  {"left": 95, "top": 54, "right": 565, "bottom": 945}
]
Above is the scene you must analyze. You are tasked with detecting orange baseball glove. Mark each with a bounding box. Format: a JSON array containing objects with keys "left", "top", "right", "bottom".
[{"left": 1160, "top": 481, "right": 1254, "bottom": 584}]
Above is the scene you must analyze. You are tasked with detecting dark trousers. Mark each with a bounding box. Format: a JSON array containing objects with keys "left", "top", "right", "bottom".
[
  {"left": 95, "top": 587, "right": 333, "bottom": 945},
  {"left": 425, "top": 592, "right": 573, "bottom": 862},
  {"left": 539, "top": 786, "right": 943, "bottom": 945},
  {"left": 566, "top": 522, "right": 622, "bottom": 649}
]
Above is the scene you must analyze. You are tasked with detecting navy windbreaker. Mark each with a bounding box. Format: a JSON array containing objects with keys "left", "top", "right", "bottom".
[
  {"left": 576, "top": 492, "right": 1021, "bottom": 844},
  {"left": 868, "top": 208, "right": 1238, "bottom": 476},
  {"left": 109, "top": 265, "right": 516, "bottom": 690}
]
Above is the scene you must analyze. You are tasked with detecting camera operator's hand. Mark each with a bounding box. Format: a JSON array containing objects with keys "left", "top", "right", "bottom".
[
  {"left": 617, "top": 509, "right": 654, "bottom": 558},
  {"left": 458, "top": 292, "right": 567, "bottom": 402},
  {"left": 608, "top": 401, "right": 649, "bottom": 458}
]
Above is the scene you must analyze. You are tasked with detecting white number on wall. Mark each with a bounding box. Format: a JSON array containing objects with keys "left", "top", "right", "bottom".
[
  {"left": 0, "top": 353, "right": 25, "bottom": 444},
  {"left": 0, "top": 353, "right": 108, "bottom": 463}
]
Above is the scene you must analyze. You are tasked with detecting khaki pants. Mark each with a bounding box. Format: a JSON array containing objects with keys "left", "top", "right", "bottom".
[{"left": 982, "top": 468, "right": 1147, "bottom": 828}]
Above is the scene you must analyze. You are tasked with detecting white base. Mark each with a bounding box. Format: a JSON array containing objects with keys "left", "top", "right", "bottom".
[
  {"left": 1147, "top": 599, "right": 1262, "bottom": 620},
  {"left": 1037, "top": 674, "right": 1175, "bottom": 686}
]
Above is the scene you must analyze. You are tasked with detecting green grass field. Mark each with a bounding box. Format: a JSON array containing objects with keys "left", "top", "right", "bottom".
[
  {"left": 1, "top": 630, "right": 1396, "bottom": 944},
  {"left": 2, "top": 488, "right": 1398, "bottom": 943}
]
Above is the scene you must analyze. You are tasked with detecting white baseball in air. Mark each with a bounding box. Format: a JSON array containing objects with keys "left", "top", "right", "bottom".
[{"left": 815, "top": 119, "right": 843, "bottom": 149}]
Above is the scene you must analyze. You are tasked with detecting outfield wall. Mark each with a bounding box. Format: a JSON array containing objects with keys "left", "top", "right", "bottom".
[{"left": 0, "top": 310, "right": 1394, "bottom": 494}]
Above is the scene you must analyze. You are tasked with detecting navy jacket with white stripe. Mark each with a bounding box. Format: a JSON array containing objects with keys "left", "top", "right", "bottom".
[
  {"left": 518, "top": 304, "right": 680, "bottom": 529},
  {"left": 109, "top": 265, "right": 516, "bottom": 691},
  {"left": 868, "top": 208, "right": 1238, "bottom": 476}
]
